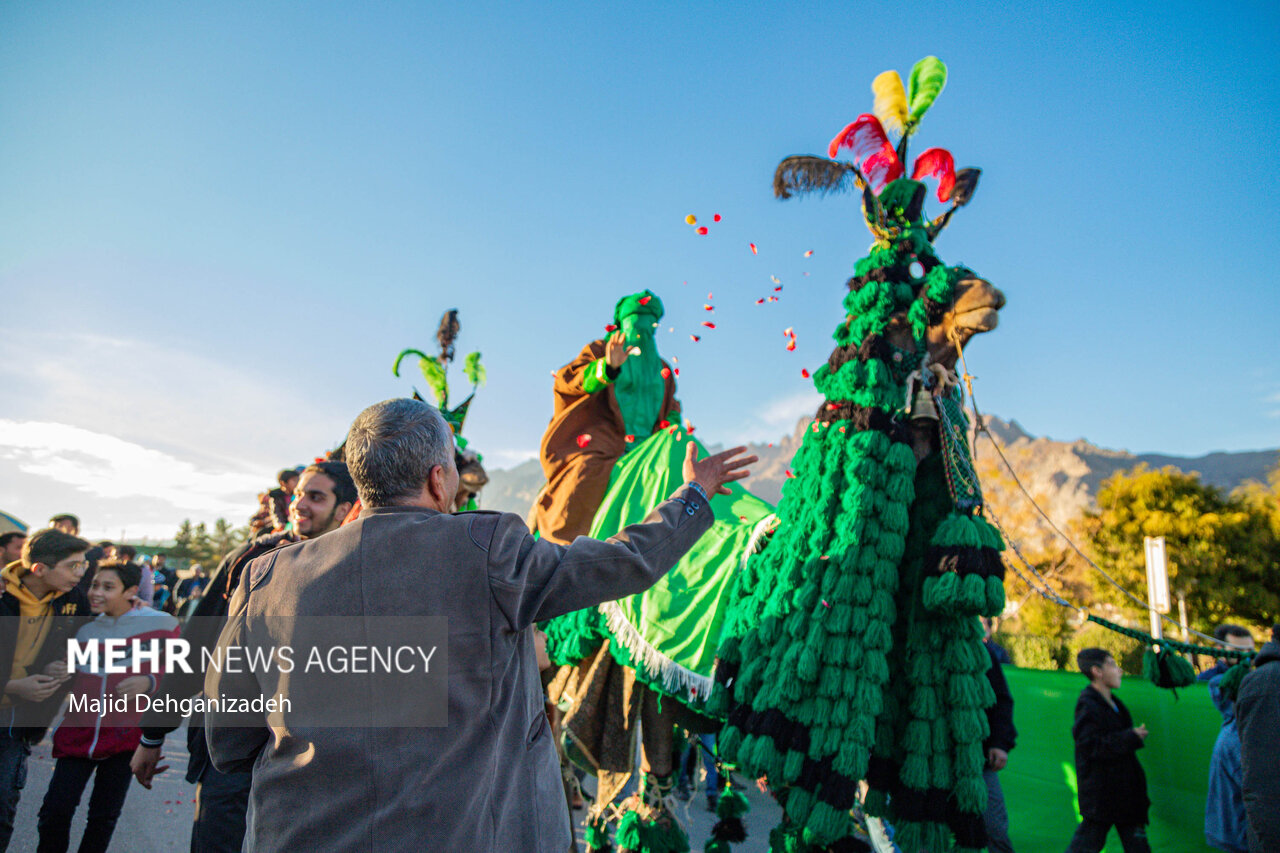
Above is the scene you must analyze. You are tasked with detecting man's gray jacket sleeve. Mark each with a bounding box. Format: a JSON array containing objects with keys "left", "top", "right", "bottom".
[{"left": 484, "top": 483, "right": 714, "bottom": 630}]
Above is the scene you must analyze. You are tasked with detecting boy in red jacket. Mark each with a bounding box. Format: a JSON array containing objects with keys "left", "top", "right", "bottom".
[{"left": 37, "top": 561, "right": 179, "bottom": 853}]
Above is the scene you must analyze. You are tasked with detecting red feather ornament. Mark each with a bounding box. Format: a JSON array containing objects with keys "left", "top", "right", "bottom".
[
  {"left": 827, "top": 114, "right": 904, "bottom": 190},
  {"left": 911, "top": 148, "right": 957, "bottom": 202}
]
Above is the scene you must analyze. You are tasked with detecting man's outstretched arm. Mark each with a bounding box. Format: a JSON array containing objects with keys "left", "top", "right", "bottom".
[{"left": 487, "top": 443, "right": 756, "bottom": 628}]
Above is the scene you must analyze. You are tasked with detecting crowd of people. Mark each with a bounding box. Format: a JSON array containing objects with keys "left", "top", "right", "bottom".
[{"left": 0, "top": 400, "right": 1277, "bottom": 852}]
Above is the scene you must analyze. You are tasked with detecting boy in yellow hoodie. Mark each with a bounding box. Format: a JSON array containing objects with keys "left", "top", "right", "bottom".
[{"left": 0, "top": 527, "right": 91, "bottom": 850}]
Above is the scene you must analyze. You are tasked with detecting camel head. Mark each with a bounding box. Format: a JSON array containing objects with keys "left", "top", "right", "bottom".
[{"left": 925, "top": 273, "right": 1005, "bottom": 370}]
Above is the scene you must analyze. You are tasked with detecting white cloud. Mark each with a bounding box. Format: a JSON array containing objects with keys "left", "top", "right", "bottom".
[
  {"left": 0, "top": 420, "right": 261, "bottom": 512},
  {"left": 719, "top": 390, "right": 823, "bottom": 444},
  {"left": 484, "top": 447, "right": 538, "bottom": 469}
]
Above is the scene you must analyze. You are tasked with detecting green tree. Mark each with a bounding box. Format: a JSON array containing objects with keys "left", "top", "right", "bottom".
[
  {"left": 1080, "top": 465, "right": 1280, "bottom": 634},
  {"left": 192, "top": 522, "right": 214, "bottom": 567},
  {"left": 172, "top": 520, "right": 195, "bottom": 561}
]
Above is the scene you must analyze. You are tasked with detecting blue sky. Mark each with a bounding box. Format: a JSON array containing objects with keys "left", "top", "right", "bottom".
[{"left": 1, "top": 1, "right": 1277, "bottom": 537}]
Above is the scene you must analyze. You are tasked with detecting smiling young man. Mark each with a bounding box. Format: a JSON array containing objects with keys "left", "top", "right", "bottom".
[
  {"left": 130, "top": 460, "right": 355, "bottom": 853},
  {"left": 0, "top": 528, "right": 93, "bottom": 849}
]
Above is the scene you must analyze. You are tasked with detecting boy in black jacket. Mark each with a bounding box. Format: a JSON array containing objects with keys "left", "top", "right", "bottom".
[
  {"left": 1066, "top": 648, "right": 1152, "bottom": 853},
  {"left": 0, "top": 528, "right": 92, "bottom": 850}
]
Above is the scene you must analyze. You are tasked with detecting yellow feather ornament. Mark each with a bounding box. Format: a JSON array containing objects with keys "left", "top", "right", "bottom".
[{"left": 872, "top": 70, "right": 909, "bottom": 136}]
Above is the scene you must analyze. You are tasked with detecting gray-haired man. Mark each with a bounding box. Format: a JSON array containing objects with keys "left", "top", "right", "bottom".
[{"left": 205, "top": 398, "right": 754, "bottom": 852}]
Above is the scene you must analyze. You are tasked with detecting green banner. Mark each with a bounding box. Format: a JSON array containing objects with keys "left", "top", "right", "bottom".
[{"left": 1002, "top": 667, "right": 1220, "bottom": 853}]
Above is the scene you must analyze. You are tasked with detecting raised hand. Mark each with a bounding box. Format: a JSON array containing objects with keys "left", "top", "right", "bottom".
[
  {"left": 605, "top": 331, "right": 630, "bottom": 368},
  {"left": 683, "top": 443, "right": 757, "bottom": 496},
  {"left": 1134, "top": 724, "right": 1149, "bottom": 740}
]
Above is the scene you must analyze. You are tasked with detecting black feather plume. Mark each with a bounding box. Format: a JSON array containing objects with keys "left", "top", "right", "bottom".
[
  {"left": 436, "top": 310, "right": 460, "bottom": 364},
  {"left": 773, "top": 156, "right": 861, "bottom": 199}
]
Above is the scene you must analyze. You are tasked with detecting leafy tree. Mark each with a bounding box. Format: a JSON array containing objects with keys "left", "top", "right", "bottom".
[
  {"left": 172, "top": 520, "right": 195, "bottom": 561},
  {"left": 1080, "top": 465, "right": 1280, "bottom": 634}
]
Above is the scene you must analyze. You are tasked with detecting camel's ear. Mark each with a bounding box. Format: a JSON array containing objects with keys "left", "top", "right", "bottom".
[
  {"left": 951, "top": 168, "right": 981, "bottom": 207},
  {"left": 925, "top": 168, "right": 982, "bottom": 241}
]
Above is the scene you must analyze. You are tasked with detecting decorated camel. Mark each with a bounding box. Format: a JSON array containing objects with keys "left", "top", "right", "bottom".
[{"left": 707, "top": 57, "right": 1009, "bottom": 852}]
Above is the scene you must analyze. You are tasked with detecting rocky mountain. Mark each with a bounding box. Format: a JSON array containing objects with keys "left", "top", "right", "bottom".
[{"left": 481, "top": 418, "right": 1278, "bottom": 552}]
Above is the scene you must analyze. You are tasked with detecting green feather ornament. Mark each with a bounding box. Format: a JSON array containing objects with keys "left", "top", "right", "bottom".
[
  {"left": 417, "top": 357, "right": 449, "bottom": 408},
  {"left": 462, "top": 351, "right": 486, "bottom": 387},
  {"left": 907, "top": 56, "right": 947, "bottom": 121}
]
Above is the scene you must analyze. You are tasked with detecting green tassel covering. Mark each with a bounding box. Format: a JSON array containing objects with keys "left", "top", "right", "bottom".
[
  {"left": 1217, "top": 658, "right": 1252, "bottom": 700},
  {"left": 717, "top": 787, "right": 751, "bottom": 820},
  {"left": 616, "top": 811, "right": 643, "bottom": 850},
  {"left": 585, "top": 814, "right": 614, "bottom": 852},
  {"left": 1143, "top": 646, "right": 1197, "bottom": 689}
]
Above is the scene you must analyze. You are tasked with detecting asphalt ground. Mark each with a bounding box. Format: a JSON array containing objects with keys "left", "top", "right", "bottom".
[{"left": 10, "top": 726, "right": 784, "bottom": 852}]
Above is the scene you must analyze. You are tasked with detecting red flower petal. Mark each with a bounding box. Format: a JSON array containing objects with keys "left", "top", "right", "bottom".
[
  {"left": 755, "top": 298, "right": 765, "bottom": 304},
  {"left": 658, "top": 420, "right": 671, "bottom": 429},
  {"left": 605, "top": 323, "right": 618, "bottom": 332},
  {"left": 749, "top": 243, "right": 758, "bottom": 255},
  {"left": 704, "top": 304, "right": 713, "bottom": 311},
  {"left": 801, "top": 368, "right": 810, "bottom": 378},
  {"left": 701, "top": 321, "right": 716, "bottom": 329},
  {"left": 661, "top": 367, "right": 671, "bottom": 379},
  {"left": 785, "top": 469, "right": 794, "bottom": 478},
  {"left": 674, "top": 367, "right": 680, "bottom": 376},
  {"left": 690, "top": 335, "right": 700, "bottom": 342},
  {"left": 804, "top": 250, "right": 814, "bottom": 257},
  {"left": 625, "top": 434, "right": 636, "bottom": 442},
  {"left": 695, "top": 226, "right": 708, "bottom": 235},
  {"left": 638, "top": 295, "right": 651, "bottom": 305},
  {"left": 713, "top": 214, "right": 721, "bottom": 222},
  {"left": 786, "top": 339, "right": 796, "bottom": 351},
  {"left": 576, "top": 434, "right": 592, "bottom": 448}
]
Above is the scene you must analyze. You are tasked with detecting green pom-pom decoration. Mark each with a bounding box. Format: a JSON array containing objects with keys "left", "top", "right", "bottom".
[
  {"left": 616, "top": 811, "right": 643, "bottom": 850},
  {"left": 984, "top": 575, "right": 1006, "bottom": 616}
]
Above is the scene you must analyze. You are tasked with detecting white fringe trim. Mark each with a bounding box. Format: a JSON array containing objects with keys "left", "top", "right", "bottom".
[
  {"left": 598, "top": 600, "right": 714, "bottom": 701},
  {"left": 741, "top": 513, "right": 780, "bottom": 572}
]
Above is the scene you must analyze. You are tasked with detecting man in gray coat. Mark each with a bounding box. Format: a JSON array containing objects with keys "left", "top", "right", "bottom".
[{"left": 205, "top": 398, "right": 754, "bottom": 852}]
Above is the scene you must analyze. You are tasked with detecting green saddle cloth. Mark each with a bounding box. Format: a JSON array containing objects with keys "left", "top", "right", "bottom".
[{"left": 544, "top": 427, "right": 776, "bottom": 708}]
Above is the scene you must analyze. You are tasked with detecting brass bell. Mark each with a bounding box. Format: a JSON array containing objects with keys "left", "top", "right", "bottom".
[{"left": 910, "top": 386, "right": 938, "bottom": 422}]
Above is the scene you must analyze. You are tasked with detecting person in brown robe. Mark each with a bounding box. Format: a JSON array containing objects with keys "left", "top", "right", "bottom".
[
  {"left": 532, "top": 291, "right": 706, "bottom": 847},
  {"left": 531, "top": 290, "right": 679, "bottom": 544}
]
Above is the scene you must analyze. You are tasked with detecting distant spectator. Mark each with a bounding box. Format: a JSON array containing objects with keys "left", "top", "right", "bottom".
[
  {"left": 984, "top": 616, "right": 1012, "bottom": 665},
  {"left": 1204, "top": 669, "right": 1248, "bottom": 853},
  {"left": 248, "top": 492, "right": 272, "bottom": 537},
  {"left": 984, "top": 635, "right": 1018, "bottom": 853},
  {"left": 47, "top": 515, "right": 79, "bottom": 535},
  {"left": 1201, "top": 625, "right": 1256, "bottom": 684},
  {"left": 1235, "top": 633, "right": 1279, "bottom": 852},
  {"left": 116, "top": 546, "right": 153, "bottom": 607},
  {"left": 96, "top": 541, "right": 116, "bottom": 562},
  {"left": 152, "top": 553, "right": 176, "bottom": 593},
  {"left": 0, "top": 533, "right": 25, "bottom": 567},
  {"left": 1065, "top": 648, "right": 1151, "bottom": 853},
  {"left": 267, "top": 468, "right": 301, "bottom": 531},
  {"left": 176, "top": 565, "right": 208, "bottom": 603}
]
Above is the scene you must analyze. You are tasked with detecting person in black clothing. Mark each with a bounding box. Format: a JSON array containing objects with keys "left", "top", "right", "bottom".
[
  {"left": 1066, "top": 648, "right": 1152, "bottom": 853},
  {"left": 266, "top": 468, "right": 300, "bottom": 532},
  {"left": 983, "top": 638, "right": 1017, "bottom": 853},
  {"left": 129, "top": 461, "right": 355, "bottom": 853},
  {"left": 1235, "top": 633, "right": 1280, "bottom": 852}
]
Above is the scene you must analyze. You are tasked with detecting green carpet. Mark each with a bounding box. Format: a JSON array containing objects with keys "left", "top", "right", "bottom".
[{"left": 1002, "top": 667, "right": 1220, "bottom": 852}]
